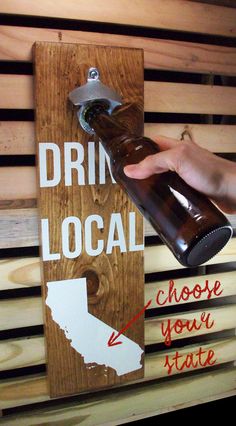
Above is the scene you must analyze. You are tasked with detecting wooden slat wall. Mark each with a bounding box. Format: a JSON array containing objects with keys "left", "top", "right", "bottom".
[
  {"left": 1, "top": 26, "right": 236, "bottom": 75},
  {"left": 1, "top": 368, "right": 236, "bottom": 424},
  {"left": 0, "top": 0, "right": 236, "bottom": 423},
  {"left": 1, "top": 122, "right": 236, "bottom": 155},
  {"left": 0, "top": 0, "right": 236, "bottom": 36},
  {"left": 1, "top": 75, "right": 236, "bottom": 114}
]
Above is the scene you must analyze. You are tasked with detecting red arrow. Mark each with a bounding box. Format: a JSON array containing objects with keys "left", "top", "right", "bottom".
[{"left": 107, "top": 299, "right": 152, "bottom": 347}]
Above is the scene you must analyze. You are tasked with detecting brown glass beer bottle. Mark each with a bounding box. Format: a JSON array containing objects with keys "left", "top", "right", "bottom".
[{"left": 85, "top": 104, "right": 233, "bottom": 267}]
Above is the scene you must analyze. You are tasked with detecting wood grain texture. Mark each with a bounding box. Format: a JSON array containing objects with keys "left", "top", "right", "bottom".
[
  {"left": 1, "top": 295, "right": 236, "bottom": 343},
  {"left": 1, "top": 335, "right": 235, "bottom": 382},
  {"left": 0, "top": 257, "right": 40, "bottom": 290},
  {"left": 0, "top": 336, "right": 45, "bottom": 371},
  {"left": 0, "top": 122, "right": 35, "bottom": 155},
  {"left": 145, "top": 124, "right": 236, "bottom": 153},
  {"left": 2, "top": 122, "right": 236, "bottom": 155},
  {"left": 34, "top": 42, "right": 144, "bottom": 396},
  {"left": 0, "top": 0, "right": 236, "bottom": 36},
  {"left": 0, "top": 367, "right": 236, "bottom": 423},
  {"left": 0, "top": 75, "right": 33, "bottom": 109},
  {"left": 145, "top": 81, "right": 236, "bottom": 114},
  {"left": 0, "top": 297, "right": 43, "bottom": 331},
  {"left": 0, "top": 208, "right": 38, "bottom": 248},
  {"left": 0, "top": 168, "right": 36, "bottom": 201},
  {"left": 1, "top": 75, "right": 236, "bottom": 115},
  {"left": 144, "top": 237, "right": 236, "bottom": 273},
  {"left": 1, "top": 26, "right": 236, "bottom": 75}
]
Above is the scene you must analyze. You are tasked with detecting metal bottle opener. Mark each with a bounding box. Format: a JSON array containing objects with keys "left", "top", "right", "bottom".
[{"left": 69, "top": 67, "right": 122, "bottom": 135}]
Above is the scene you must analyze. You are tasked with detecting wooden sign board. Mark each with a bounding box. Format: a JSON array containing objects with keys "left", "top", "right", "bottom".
[{"left": 34, "top": 42, "right": 144, "bottom": 397}]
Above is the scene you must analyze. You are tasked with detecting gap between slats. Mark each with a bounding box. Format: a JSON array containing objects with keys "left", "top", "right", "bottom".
[{"left": 1, "top": 26, "right": 236, "bottom": 75}]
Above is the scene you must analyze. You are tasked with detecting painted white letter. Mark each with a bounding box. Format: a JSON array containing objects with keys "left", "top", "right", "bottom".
[
  {"left": 85, "top": 214, "right": 104, "bottom": 256},
  {"left": 62, "top": 216, "right": 82, "bottom": 259},
  {"left": 88, "top": 142, "right": 96, "bottom": 185},
  {"left": 64, "top": 142, "right": 85, "bottom": 186},
  {"left": 99, "top": 142, "right": 116, "bottom": 184},
  {"left": 106, "top": 213, "right": 126, "bottom": 254},
  {"left": 39, "top": 143, "right": 61, "bottom": 187},
  {"left": 41, "top": 218, "right": 60, "bottom": 261}
]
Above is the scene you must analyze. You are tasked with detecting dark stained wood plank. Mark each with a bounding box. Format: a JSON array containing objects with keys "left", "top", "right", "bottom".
[{"left": 34, "top": 42, "right": 144, "bottom": 397}]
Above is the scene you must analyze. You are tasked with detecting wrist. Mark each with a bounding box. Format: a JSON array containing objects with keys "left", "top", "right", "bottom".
[{"left": 220, "top": 167, "right": 236, "bottom": 214}]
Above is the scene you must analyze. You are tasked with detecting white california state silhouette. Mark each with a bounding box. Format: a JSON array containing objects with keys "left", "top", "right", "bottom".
[{"left": 46, "top": 278, "right": 143, "bottom": 375}]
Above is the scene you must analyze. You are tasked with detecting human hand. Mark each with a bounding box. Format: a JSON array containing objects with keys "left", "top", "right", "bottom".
[{"left": 124, "top": 136, "right": 236, "bottom": 214}]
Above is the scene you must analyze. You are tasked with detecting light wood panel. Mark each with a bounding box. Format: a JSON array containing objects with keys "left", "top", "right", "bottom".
[
  {"left": 145, "top": 124, "right": 236, "bottom": 153},
  {"left": 1, "top": 26, "right": 236, "bottom": 75},
  {"left": 0, "top": 257, "right": 40, "bottom": 290},
  {"left": 0, "top": 0, "right": 236, "bottom": 37},
  {"left": 0, "top": 336, "right": 45, "bottom": 371},
  {"left": 0, "top": 208, "right": 38, "bottom": 248},
  {"left": 0, "top": 168, "right": 36, "bottom": 201},
  {"left": 1, "top": 295, "right": 236, "bottom": 342},
  {"left": 0, "top": 122, "right": 35, "bottom": 155},
  {"left": 1, "top": 122, "right": 236, "bottom": 155},
  {"left": 145, "top": 82, "right": 236, "bottom": 114},
  {"left": 1, "top": 335, "right": 235, "bottom": 382},
  {"left": 144, "top": 238, "right": 236, "bottom": 273},
  {"left": 0, "top": 367, "right": 236, "bottom": 423},
  {"left": 0, "top": 75, "right": 33, "bottom": 109},
  {"left": 0, "top": 297, "right": 43, "bottom": 331},
  {"left": 1, "top": 76, "right": 236, "bottom": 115}
]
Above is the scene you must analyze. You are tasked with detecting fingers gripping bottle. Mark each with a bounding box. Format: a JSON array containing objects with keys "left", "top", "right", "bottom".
[{"left": 69, "top": 69, "right": 233, "bottom": 267}]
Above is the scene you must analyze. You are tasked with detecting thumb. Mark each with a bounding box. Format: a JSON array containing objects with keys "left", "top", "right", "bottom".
[{"left": 124, "top": 150, "right": 178, "bottom": 179}]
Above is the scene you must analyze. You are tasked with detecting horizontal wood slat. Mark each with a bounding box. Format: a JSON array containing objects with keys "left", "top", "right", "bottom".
[
  {"left": 0, "top": 236, "right": 235, "bottom": 280},
  {"left": 145, "top": 270, "right": 236, "bottom": 308},
  {"left": 1, "top": 122, "right": 236, "bottom": 155},
  {"left": 1, "top": 367, "right": 236, "bottom": 422},
  {"left": 0, "top": 122, "right": 35, "bottom": 155},
  {"left": 0, "top": 209, "right": 38, "bottom": 248},
  {"left": 1, "top": 75, "right": 236, "bottom": 115},
  {"left": 145, "top": 305, "right": 236, "bottom": 345},
  {"left": 1, "top": 26, "right": 236, "bottom": 76},
  {"left": 1, "top": 252, "right": 236, "bottom": 300},
  {"left": 1, "top": 294, "right": 236, "bottom": 342},
  {"left": 0, "top": 168, "right": 36, "bottom": 201},
  {"left": 0, "top": 75, "right": 33, "bottom": 109},
  {"left": 0, "top": 297, "right": 43, "bottom": 331},
  {"left": 145, "top": 124, "right": 236, "bottom": 153},
  {"left": 144, "top": 238, "right": 236, "bottom": 272},
  {"left": 0, "top": 0, "right": 236, "bottom": 37},
  {"left": 1, "top": 335, "right": 235, "bottom": 383},
  {"left": 145, "top": 82, "right": 236, "bottom": 114},
  {"left": 0, "top": 336, "right": 45, "bottom": 372},
  {"left": 0, "top": 206, "right": 235, "bottom": 249}
]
